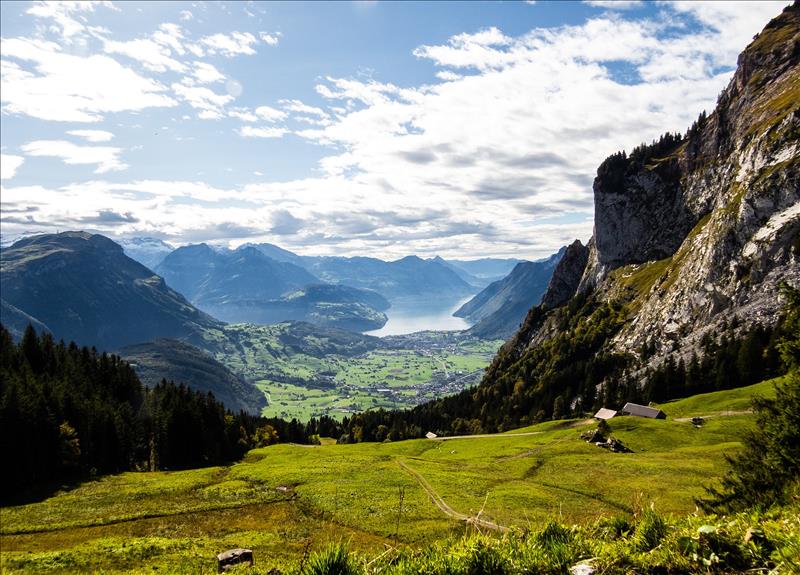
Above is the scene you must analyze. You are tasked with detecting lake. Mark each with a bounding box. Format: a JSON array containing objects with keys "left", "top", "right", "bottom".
[{"left": 365, "top": 294, "right": 476, "bottom": 336}]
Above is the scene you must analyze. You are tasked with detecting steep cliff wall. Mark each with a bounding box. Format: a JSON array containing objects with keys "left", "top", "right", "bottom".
[{"left": 576, "top": 2, "right": 800, "bottom": 364}]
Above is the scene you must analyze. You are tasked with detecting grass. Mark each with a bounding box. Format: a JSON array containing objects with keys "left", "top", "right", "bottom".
[
  {"left": 1, "top": 381, "right": 778, "bottom": 574},
  {"left": 657, "top": 379, "right": 779, "bottom": 419}
]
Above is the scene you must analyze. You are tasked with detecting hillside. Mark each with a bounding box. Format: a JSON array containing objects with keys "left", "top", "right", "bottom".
[
  {"left": 0, "top": 299, "right": 50, "bottom": 341},
  {"left": 119, "top": 338, "right": 266, "bottom": 414},
  {"left": 245, "top": 241, "right": 307, "bottom": 267},
  {"left": 0, "top": 232, "right": 221, "bottom": 350},
  {"left": 201, "top": 284, "right": 389, "bottom": 331},
  {"left": 0, "top": 381, "right": 781, "bottom": 574},
  {"left": 455, "top": 247, "right": 563, "bottom": 339}
]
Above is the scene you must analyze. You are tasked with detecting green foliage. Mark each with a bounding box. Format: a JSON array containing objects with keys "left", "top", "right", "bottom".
[
  {"left": 777, "top": 283, "right": 800, "bottom": 371},
  {"left": 698, "top": 286, "right": 800, "bottom": 513},
  {"left": 0, "top": 324, "right": 259, "bottom": 500},
  {"left": 632, "top": 507, "right": 668, "bottom": 551},
  {"left": 302, "top": 544, "right": 362, "bottom": 575},
  {"left": 698, "top": 372, "right": 800, "bottom": 512}
]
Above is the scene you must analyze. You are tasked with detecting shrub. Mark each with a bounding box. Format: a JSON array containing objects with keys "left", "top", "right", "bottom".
[
  {"left": 302, "top": 544, "right": 362, "bottom": 575},
  {"left": 633, "top": 508, "right": 668, "bottom": 551}
]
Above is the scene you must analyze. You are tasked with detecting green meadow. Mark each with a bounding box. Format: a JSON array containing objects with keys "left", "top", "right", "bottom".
[{"left": 0, "top": 381, "right": 777, "bottom": 574}]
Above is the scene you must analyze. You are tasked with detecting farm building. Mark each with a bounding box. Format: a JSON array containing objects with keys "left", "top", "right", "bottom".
[
  {"left": 621, "top": 402, "right": 666, "bottom": 419},
  {"left": 593, "top": 408, "right": 617, "bottom": 420}
]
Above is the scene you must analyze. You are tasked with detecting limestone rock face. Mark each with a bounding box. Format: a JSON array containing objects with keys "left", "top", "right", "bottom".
[
  {"left": 492, "top": 3, "right": 799, "bottom": 387},
  {"left": 577, "top": 2, "right": 800, "bottom": 363}
]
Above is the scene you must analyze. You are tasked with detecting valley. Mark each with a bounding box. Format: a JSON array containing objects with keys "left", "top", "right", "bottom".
[
  {"left": 1, "top": 3, "right": 798, "bottom": 575},
  {"left": 255, "top": 332, "right": 502, "bottom": 420}
]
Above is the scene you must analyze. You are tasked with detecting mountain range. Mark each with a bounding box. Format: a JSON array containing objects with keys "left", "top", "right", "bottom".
[{"left": 118, "top": 236, "right": 175, "bottom": 271}]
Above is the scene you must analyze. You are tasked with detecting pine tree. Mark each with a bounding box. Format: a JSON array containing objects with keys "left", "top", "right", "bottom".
[
  {"left": 698, "top": 284, "right": 800, "bottom": 512},
  {"left": 698, "top": 372, "right": 800, "bottom": 512}
]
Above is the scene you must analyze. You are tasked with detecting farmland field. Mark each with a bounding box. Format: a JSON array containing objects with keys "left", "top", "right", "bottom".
[
  {"left": 0, "top": 381, "right": 776, "bottom": 575},
  {"left": 255, "top": 332, "right": 503, "bottom": 420}
]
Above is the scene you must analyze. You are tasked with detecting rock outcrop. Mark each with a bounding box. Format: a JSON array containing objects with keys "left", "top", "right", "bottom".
[{"left": 540, "top": 240, "right": 589, "bottom": 310}]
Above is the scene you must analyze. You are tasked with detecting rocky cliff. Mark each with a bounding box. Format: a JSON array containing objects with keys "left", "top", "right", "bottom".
[
  {"left": 516, "top": 2, "right": 800, "bottom": 368},
  {"left": 540, "top": 240, "right": 590, "bottom": 311},
  {"left": 410, "top": 3, "right": 799, "bottom": 433},
  {"left": 582, "top": 3, "right": 800, "bottom": 367}
]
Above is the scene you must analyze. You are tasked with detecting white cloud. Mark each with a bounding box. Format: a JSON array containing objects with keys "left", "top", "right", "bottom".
[
  {"left": 435, "top": 70, "right": 462, "bottom": 82},
  {"left": 103, "top": 38, "right": 187, "bottom": 73},
  {"left": 1, "top": 37, "right": 176, "bottom": 122},
  {"left": 67, "top": 129, "right": 115, "bottom": 142},
  {"left": 200, "top": 32, "right": 259, "bottom": 57},
  {"left": 192, "top": 61, "right": 225, "bottom": 83},
  {"left": 26, "top": 1, "right": 115, "bottom": 42},
  {"left": 255, "top": 105, "right": 288, "bottom": 122},
  {"left": 238, "top": 126, "right": 288, "bottom": 138},
  {"left": 21, "top": 140, "right": 127, "bottom": 173},
  {"left": 228, "top": 108, "right": 258, "bottom": 122},
  {"left": 179, "top": 10, "right": 193, "bottom": 21},
  {"left": 584, "top": 1, "right": 642, "bottom": 9},
  {"left": 171, "top": 82, "right": 234, "bottom": 118},
  {"left": 152, "top": 23, "right": 186, "bottom": 56},
  {"left": 259, "top": 32, "right": 281, "bottom": 46},
  {"left": 1, "top": 154, "right": 25, "bottom": 180},
  {"left": 1, "top": 1, "right": 791, "bottom": 258},
  {"left": 280, "top": 99, "right": 329, "bottom": 117}
]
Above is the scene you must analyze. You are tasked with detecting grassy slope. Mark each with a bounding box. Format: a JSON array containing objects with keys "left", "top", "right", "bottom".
[
  {"left": 0, "top": 381, "right": 774, "bottom": 574},
  {"left": 656, "top": 378, "right": 779, "bottom": 419}
]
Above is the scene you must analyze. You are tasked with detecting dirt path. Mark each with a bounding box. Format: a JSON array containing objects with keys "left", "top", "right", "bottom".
[
  {"left": 494, "top": 435, "right": 571, "bottom": 463},
  {"left": 397, "top": 459, "right": 508, "bottom": 532},
  {"left": 431, "top": 431, "right": 544, "bottom": 441},
  {"left": 674, "top": 409, "right": 752, "bottom": 422}
]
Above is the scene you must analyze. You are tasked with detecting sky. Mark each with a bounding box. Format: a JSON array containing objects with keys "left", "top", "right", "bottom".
[{"left": 0, "top": 0, "right": 791, "bottom": 260}]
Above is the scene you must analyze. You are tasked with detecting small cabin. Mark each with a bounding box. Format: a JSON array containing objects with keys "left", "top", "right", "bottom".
[
  {"left": 425, "top": 431, "right": 438, "bottom": 439},
  {"left": 593, "top": 408, "right": 617, "bottom": 420},
  {"left": 217, "top": 548, "right": 253, "bottom": 572},
  {"left": 621, "top": 402, "right": 666, "bottom": 419}
]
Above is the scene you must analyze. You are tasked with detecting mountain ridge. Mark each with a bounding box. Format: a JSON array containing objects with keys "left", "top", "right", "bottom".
[
  {"left": 0, "top": 231, "right": 221, "bottom": 351},
  {"left": 454, "top": 248, "right": 563, "bottom": 339}
]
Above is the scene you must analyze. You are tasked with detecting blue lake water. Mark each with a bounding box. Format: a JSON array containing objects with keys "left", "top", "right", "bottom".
[{"left": 365, "top": 294, "right": 476, "bottom": 337}]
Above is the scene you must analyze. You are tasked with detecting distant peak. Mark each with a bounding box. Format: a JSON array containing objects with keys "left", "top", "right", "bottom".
[{"left": 396, "top": 255, "right": 423, "bottom": 263}]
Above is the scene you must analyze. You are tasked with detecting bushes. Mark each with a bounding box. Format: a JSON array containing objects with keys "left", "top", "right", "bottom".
[
  {"left": 278, "top": 502, "right": 798, "bottom": 575},
  {"left": 632, "top": 507, "right": 668, "bottom": 551},
  {"left": 302, "top": 544, "right": 362, "bottom": 575}
]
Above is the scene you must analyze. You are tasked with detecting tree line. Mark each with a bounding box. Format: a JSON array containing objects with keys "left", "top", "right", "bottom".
[
  {"left": 0, "top": 325, "right": 266, "bottom": 500},
  {"left": 2, "top": 284, "right": 795, "bottom": 498}
]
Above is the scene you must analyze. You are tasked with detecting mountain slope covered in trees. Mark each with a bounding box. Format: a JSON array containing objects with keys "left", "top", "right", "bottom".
[
  {"left": 0, "top": 325, "right": 263, "bottom": 499},
  {"left": 119, "top": 338, "right": 266, "bottom": 414}
]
